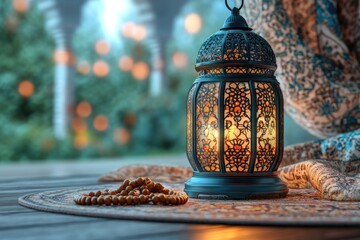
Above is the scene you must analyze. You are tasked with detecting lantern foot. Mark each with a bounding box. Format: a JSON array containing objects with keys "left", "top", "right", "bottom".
[{"left": 185, "top": 172, "right": 288, "bottom": 200}]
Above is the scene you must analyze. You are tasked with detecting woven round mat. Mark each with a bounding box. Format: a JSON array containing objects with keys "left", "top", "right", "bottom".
[{"left": 18, "top": 183, "right": 360, "bottom": 226}]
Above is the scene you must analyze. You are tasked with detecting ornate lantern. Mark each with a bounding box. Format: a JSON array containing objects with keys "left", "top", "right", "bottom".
[{"left": 185, "top": 0, "right": 288, "bottom": 199}]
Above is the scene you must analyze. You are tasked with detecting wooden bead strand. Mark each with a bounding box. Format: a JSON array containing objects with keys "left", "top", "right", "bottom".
[{"left": 74, "top": 177, "right": 189, "bottom": 206}]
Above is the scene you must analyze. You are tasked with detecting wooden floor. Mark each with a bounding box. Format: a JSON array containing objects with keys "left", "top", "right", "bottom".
[{"left": 1, "top": 157, "right": 360, "bottom": 240}]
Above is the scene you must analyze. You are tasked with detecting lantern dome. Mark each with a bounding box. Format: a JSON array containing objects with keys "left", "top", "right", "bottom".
[
  {"left": 184, "top": 1, "right": 288, "bottom": 200},
  {"left": 195, "top": 10, "right": 277, "bottom": 77}
]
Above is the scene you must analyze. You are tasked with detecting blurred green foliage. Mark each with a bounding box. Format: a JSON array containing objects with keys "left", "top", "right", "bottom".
[
  {"left": 0, "top": 2, "right": 59, "bottom": 161},
  {"left": 0, "top": 0, "right": 316, "bottom": 162}
]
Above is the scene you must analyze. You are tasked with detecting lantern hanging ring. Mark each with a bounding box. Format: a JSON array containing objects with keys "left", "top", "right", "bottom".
[{"left": 225, "top": 0, "right": 244, "bottom": 11}]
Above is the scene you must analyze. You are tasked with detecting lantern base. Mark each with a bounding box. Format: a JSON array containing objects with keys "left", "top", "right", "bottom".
[{"left": 184, "top": 172, "right": 288, "bottom": 200}]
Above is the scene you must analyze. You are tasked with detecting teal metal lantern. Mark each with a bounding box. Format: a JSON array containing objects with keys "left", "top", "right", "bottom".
[{"left": 184, "top": 0, "right": 288, "bottom": 199}]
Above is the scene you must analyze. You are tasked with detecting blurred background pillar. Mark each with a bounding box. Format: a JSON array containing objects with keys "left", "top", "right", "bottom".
[
  {"left": 37, "top": 0, "right": 83, "bottom": 139},
  {"left": 134, "top": 0, "right": 188, "bottom": 96}
]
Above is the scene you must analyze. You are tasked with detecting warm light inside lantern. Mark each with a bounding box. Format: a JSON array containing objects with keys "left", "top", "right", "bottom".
[
  {"left": 184, "top": 0, "right": 287, "bottom": 200},
  {"left": 254, "top": 82, "right": 277, "bottom": 172},
  {"left": 223, "top": 82, "right": 252, "bottom": 172},
  {"left": 192, "top": 81, "right": 279, "bottom": 173}
]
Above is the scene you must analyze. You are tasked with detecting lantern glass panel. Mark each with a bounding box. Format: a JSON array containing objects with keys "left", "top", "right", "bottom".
[
  {"left": 255, "top": 82, "right": 277, "bottom": 172},
  {"left": 224, "top": 82, "right": 252, "bottom": 172},
  {"left": 224, "top": 33, "right": 247, "bottom": 61},
  {"left": 196, "top": 82, "right": 220, "bottom": 172},
  {"left": 186, "top": 84, "right": 197, "bottom": 170},
  {"left": 184, "top": 2, "right": 288, "bottom": 199}
]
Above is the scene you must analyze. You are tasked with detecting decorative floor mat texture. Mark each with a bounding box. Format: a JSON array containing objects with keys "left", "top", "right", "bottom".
[{"left": 19, "top": 184, "right": 360, "bottom": 226}]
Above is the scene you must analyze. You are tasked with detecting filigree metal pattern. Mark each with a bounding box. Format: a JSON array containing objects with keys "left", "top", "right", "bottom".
[
  {"left": 249, "top": 68, "right": 273, "bottom": 75},
  {"left": 255, "top": 82, "right": 277, "bottom": 172},
  {"left": 224, "top": 33, "right": 248, "bottom": 61},
  {"left": 226, "top": 67, "right": 247, "bottom": 74},
  {"left": 224, "top": 82, "right": 252, "bottom": 172},
  {"left": 187, "top": 21, "right": 283, "bottom": 174},
  {"left": 195, "top": 32, "right": 277, "bottom": 69},
  {"left": 196, "top": 34, "right": 224, "bottom": 63},
  {"left": 196, "top": 83, "right": 220, "bottom": 172},
  {"left": 205, "top": 68, "right": 224, "bottom": 75},
  {"left": 198, "top": 67, "right": 274, "bottom": 77},
  {"left": 186, "top": 84, "right": 197, "bottom": 170}
]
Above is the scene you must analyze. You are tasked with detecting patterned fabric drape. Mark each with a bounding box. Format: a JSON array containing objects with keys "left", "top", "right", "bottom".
[
  {"left": 242, "top": 0, "right": 360, "bottom": 138},
  {"left": 239, "top": 0, "right": 360, "bottom": 200}
]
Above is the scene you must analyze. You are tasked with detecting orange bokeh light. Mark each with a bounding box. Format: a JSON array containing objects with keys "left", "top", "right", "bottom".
[
  {"left": 93, "top": 115, "right": 109, "bottom": 132},
  {"left": 18, "top": 80, "right": 34, "bottom": 98},
  {"left": 184, "top": 13, "right": 202, "bottom": 34},
  {"left": 132, "top": 62, "right": 149, "bottom": 81},
  {"left": 122, "top": 22, "right": 135, "bottom": 38},
  {"left": 132, "top": 25, "right": 147, "bottom": 42},
  {"left": 13, "top": 0, "right": 28, "bottom": 14},
  {"left": 118, "top": 56, "right": 134, "bottom": 72},
  {"left": 72, "top": 117, "right": 87, "bottom": 133},
  {"left": 77, "top": 61, "right": 90, "bottom": 75},
  {"left": 95, "top": 40, "right": 110, "bottom": 55},
  {"left": 53, "top": 49, "right": 72, "bottom": 64},
  {"left": 121, "top": 22, "right": 147, "bottom": 41},
  {"left": 74, "top": 133, "right": 89, "bottom": 149},
  {"left": 113, "top": 128, "right": 131, "bottom": 145},
  {"left": 76, "top": 102, "right": 92, "bottom": 118},
  {"left": 93, "top": 60, "right": 109, "bottom": 78},
  {"left": 172, "top": 51, "right": 188, "bottom": 68}
]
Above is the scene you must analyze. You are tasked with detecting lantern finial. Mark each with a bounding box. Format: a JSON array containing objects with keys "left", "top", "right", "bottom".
[{"left": 222, "top": 0, "right": 251, "bottom": 30}]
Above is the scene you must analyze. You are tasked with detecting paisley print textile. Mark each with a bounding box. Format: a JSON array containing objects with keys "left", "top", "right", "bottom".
[{"left": 242, "top": 0, "right": 360, "bottom": 138}]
